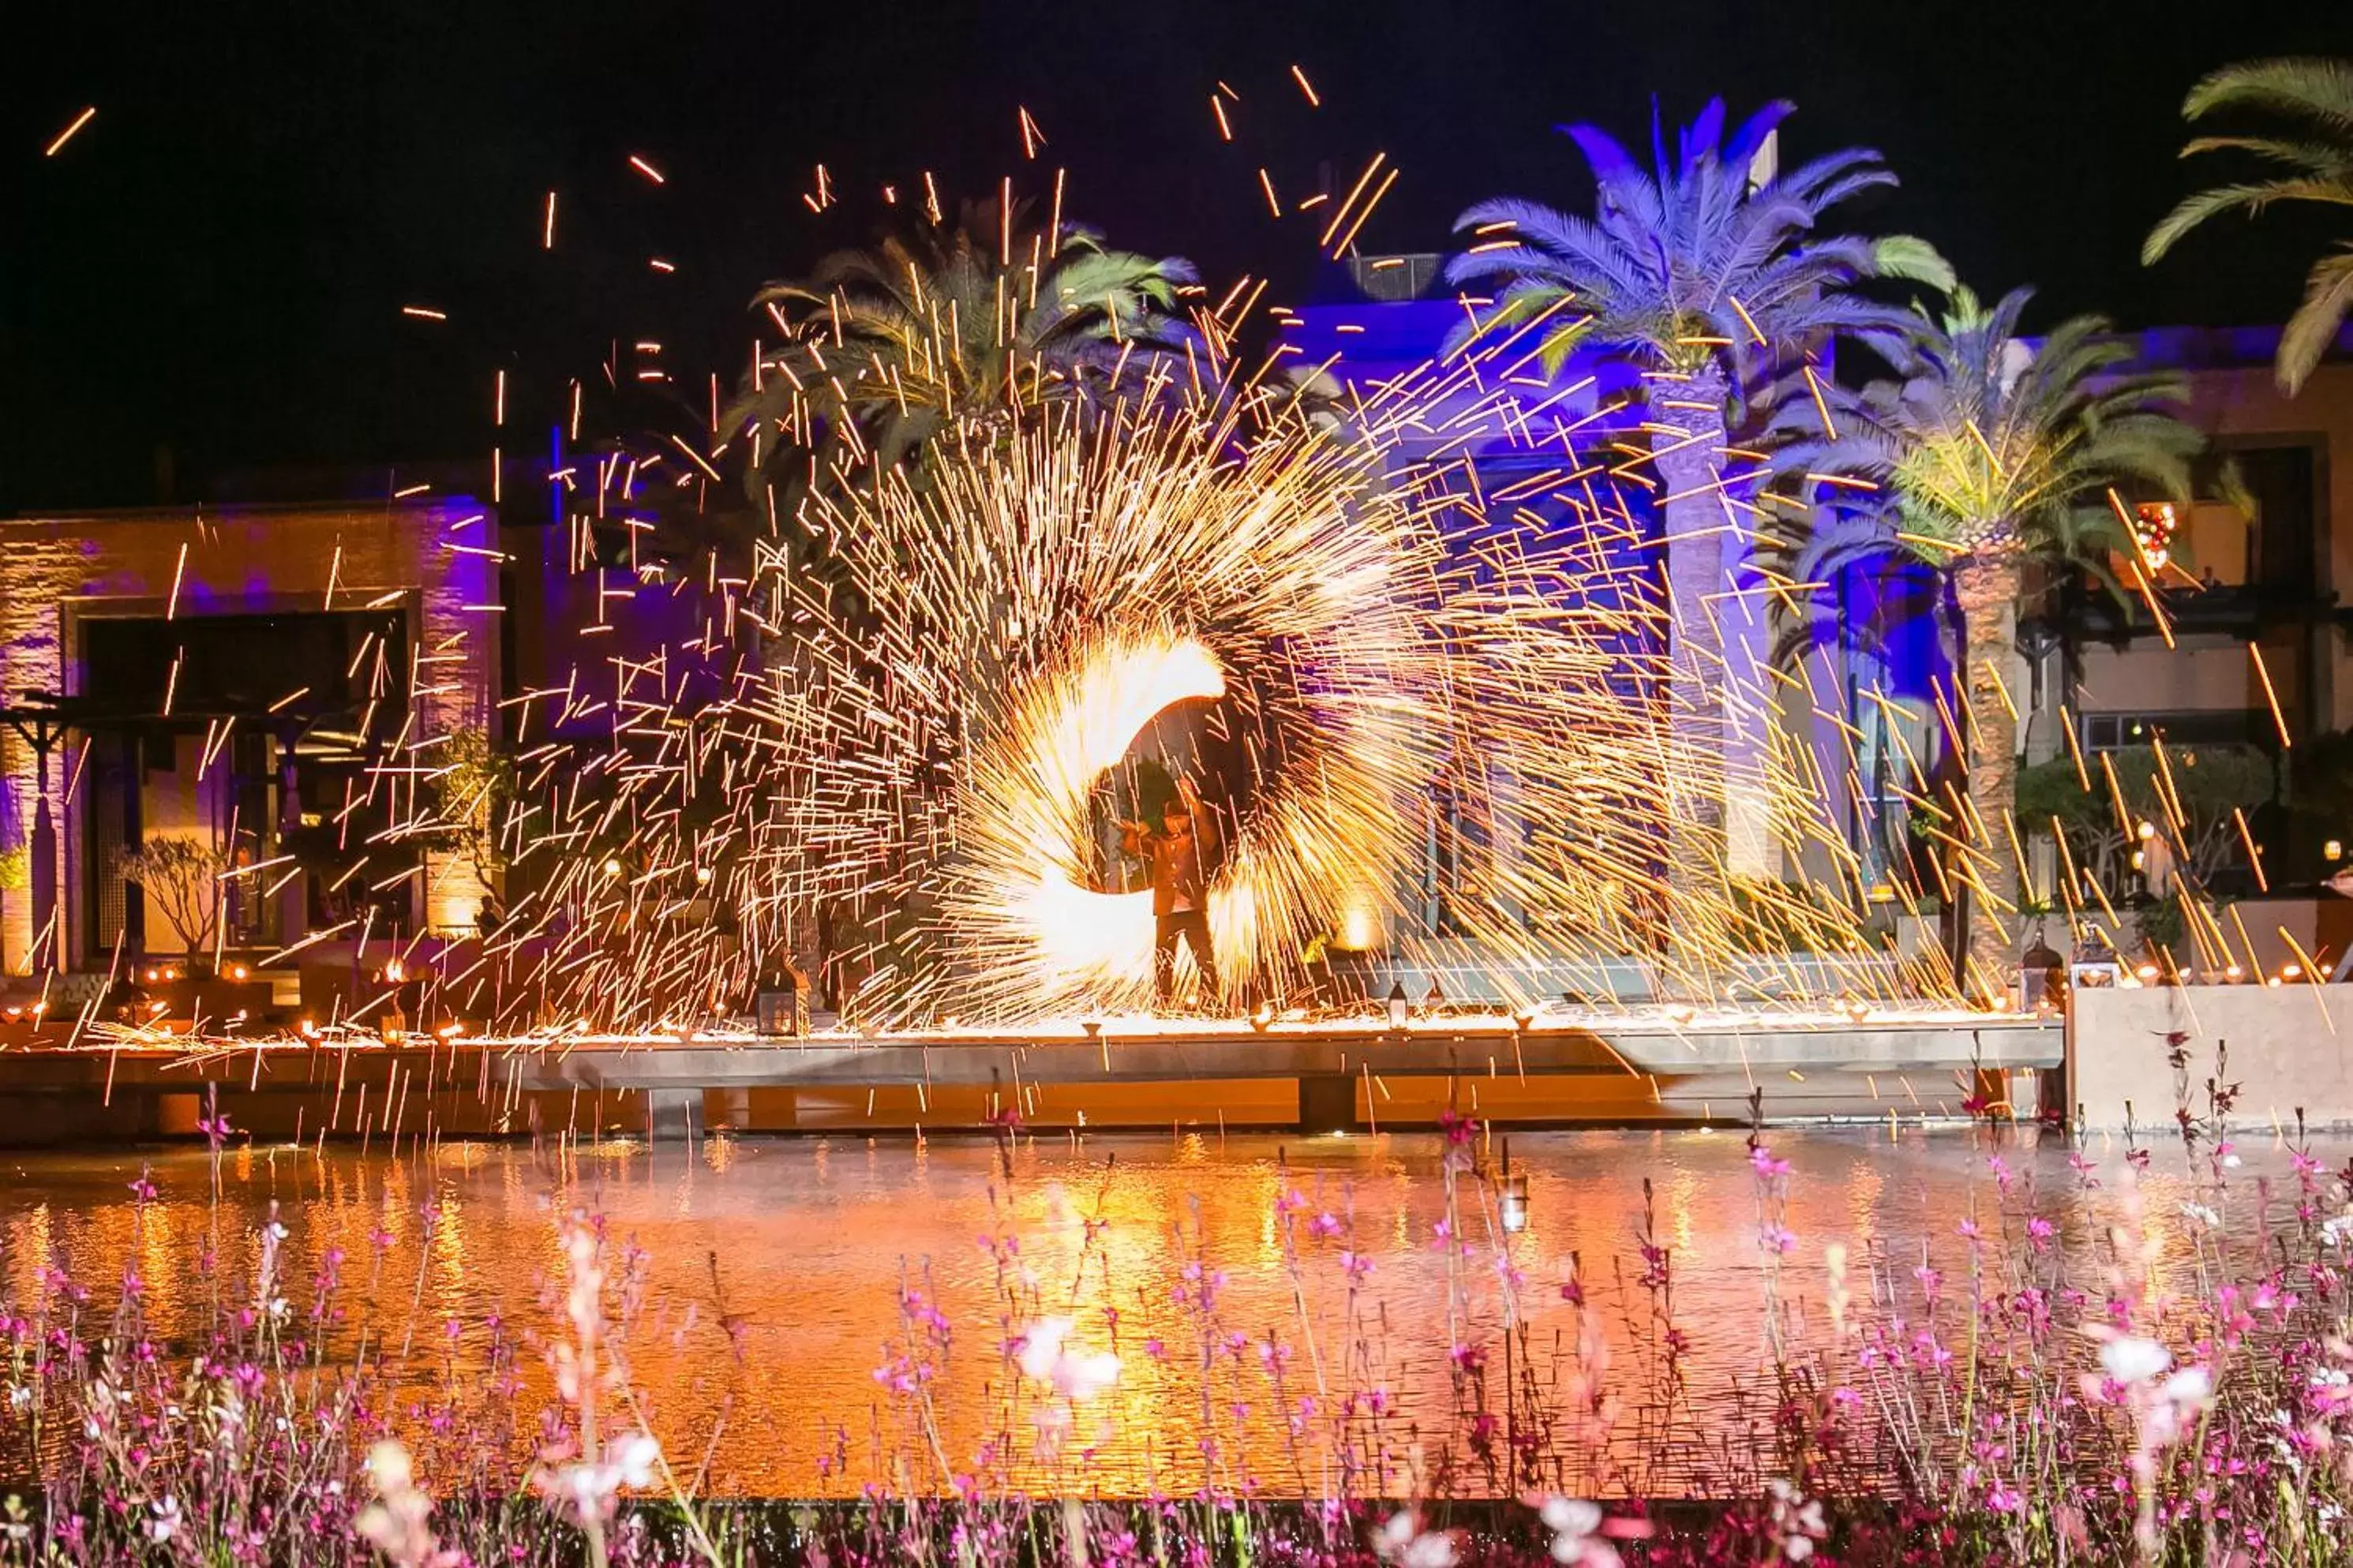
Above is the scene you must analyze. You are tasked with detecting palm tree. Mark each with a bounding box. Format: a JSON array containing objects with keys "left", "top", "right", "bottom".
[
  {"left": 1766, "top": 286, "right": 2201, "bottom": 995},
  {"left": 2145, "top": 58, "right": 2353, "bottom": 395},
  {"left": 1444, "top": 99, "right": 1934, "bottom": 888},
  {"left": 720, "top": 204, "right": 1195, "bottom": 1005},
  {"left": 728, "top": 200, "right": 1197, "bottom": 495}
]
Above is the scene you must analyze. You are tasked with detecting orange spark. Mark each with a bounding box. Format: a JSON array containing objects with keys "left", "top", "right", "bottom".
[
  {"left": 2234, "top": 806, "right": 2269, "bottom": 893},
  {"left": 1328, "top": 167, "right": 1398, "bottom": 257},
  {"left": 2250, "top": 644, "right": 2292, "bottom": 747},
  {"left": 43, "top": 107, "right": 97, "bottom": 157},
  {"left": 1317, "top": 152, "right": 1386, "bottom": 248}
]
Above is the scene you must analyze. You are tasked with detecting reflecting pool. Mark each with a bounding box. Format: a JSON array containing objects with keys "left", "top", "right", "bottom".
[{"left": 0, "top": 1124, "right": 2293, "bottom": 1495}]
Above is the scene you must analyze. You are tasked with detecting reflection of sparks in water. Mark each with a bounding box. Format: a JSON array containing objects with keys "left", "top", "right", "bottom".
[{"left": 8, "top": 1131, "right": 2060, "bottom": 1497}]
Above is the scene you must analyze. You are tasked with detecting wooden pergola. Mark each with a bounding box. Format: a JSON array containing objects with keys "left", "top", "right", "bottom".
[{"left": 0, "top": 690, "right": 358, "bottom": 971}]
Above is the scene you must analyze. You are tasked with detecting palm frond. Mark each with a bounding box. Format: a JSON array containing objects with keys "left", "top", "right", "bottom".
[
  {"left": 2179, "top": 134, "right": 2353, "bottom": 175},
  {"left": 725, "top": 200, "right": 1195, "bottom": 498},
  {"left": 1873, "top": 235, "right": 1958, "bottom": 294},
  {"left": 2145, "top": 177, "right": 2353, "bottom": 262},
  {"left": 1452, "top": 101, "right": 1908, "bottom": 391},
  {"left": 2183, "top": 58, "right": 2353, "bottom": 133},
  {"left": 2280, "top": 245, "right": 2353, "bottom": 393},
  {"left": 2149, "top": 55, "right": 2353, "bottom": 395}
]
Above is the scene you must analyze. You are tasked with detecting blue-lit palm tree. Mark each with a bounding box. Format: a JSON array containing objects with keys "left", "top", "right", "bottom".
[
  {"left": 1767, "top": 286, "right": 2200, "bottom": 991},
  {"left": 1444, "top": 99, "right": 1933, "bottom": 887}
]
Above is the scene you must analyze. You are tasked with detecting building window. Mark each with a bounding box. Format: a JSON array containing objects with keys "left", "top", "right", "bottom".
[{"left": 2081, "top": 710, "right": 2265, "bottom": 752}]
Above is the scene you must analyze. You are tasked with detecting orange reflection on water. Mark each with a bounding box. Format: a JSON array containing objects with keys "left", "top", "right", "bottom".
[{"left": 0, "top": 1128, "right": 2250, "bottom": 1498}]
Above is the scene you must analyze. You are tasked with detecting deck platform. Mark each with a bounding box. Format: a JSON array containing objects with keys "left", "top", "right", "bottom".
[{"left": 0, "top": 1009, "right": 2062, "bottom": 1140}]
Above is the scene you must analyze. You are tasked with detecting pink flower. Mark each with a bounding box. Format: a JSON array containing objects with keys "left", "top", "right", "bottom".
[
  {"left": 1017, "top": 1317, "right": 1119, "bottom": 1401},
  {"left": 1536, "top": 1497, "right": 1626, "bottom": 1566},
  {"left": 1373, "top": 1510, "right": 1456, "bottom": 1568}
]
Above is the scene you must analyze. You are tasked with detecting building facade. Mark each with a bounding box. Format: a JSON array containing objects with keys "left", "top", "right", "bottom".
[{"left": 0, "top": 500, "right": 499, "bottom": 974}]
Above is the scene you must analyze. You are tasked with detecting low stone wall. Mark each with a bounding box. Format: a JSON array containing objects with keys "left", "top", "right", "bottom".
[{"left": 2073, "top": 983, "right": 2353, "bottom": 1131}]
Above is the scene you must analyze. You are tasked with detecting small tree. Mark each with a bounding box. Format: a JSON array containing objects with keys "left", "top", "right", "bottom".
[
  {"left": 0, "top": 844, "right": 27, "bottom": 974},
  {"left": 112, "top": 836, "right": 231, "bottom": 966},
  {"left": 421, "top": 726, "right": 517, "bottom": 893},
  {"left": 2017, "top": 742, "right": 2274, "bottom": 905}
]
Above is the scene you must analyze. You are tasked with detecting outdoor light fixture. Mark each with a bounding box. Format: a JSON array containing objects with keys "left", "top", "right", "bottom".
[
  {"left": 1386, "top": 982, "right": 1409, "bottom": 1031},
  {"left": 2329, "top": 840, "right": 2344, "bottom": 862},
  {"left": 1500, "top": 1174, "right": 1531, "bottom": 1234},
  {"left": 1498, "top": 1137, "right": 1529, "bottom": 1233}
]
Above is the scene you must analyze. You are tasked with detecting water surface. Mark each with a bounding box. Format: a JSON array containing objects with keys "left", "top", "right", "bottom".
[{"left": 0, "top": 1125, "right": 2287, "bottom": 1495}]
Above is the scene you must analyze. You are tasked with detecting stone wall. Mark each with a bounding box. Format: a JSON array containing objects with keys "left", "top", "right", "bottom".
[{"left": 2074, "top": 982, "right": 2353, "bottom": 1131}]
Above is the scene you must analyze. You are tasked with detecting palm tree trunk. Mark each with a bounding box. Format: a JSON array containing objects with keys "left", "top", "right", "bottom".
[
  {"left": 1648, "top": 372, "right": 1775, "bottom": 900},
  {"left": 1951, "top": 552, "right": 2023, "bottom": 1001},
  {"left": 1650, "top": 406, "right": 1725, "bottom": 893}
]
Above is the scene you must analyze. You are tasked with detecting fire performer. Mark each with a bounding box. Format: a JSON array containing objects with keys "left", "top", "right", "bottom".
[{"left": 1120, "top": 775, "right": 1220, "bottom": 1007}]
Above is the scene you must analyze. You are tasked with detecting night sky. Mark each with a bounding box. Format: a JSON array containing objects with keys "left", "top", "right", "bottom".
[{"left": 3, "top": 0, "right": 2346, "bottom": 514}]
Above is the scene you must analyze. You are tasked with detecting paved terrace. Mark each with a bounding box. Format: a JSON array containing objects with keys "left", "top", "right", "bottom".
[{"left": 0, "top": 1009, "right": 2062, "bottom": 1138}]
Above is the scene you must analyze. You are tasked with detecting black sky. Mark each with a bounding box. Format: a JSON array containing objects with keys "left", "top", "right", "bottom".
[{"left": 2, "top": 0, "right": 2347, "bottom": 514}]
